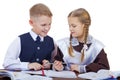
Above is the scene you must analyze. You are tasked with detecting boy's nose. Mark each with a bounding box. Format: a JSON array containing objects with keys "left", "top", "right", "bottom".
[{"left": 44, "top": 25, "right": 50, "bottom": 30}]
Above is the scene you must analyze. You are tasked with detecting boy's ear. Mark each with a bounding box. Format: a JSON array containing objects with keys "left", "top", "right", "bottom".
[{"left": 29, "top": 19, "right": 33, "bottom": 25}]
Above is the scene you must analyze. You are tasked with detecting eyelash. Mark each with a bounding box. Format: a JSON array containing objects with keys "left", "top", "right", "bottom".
[
  {"left": 72, "top": 26, "right": 76, "bottom": 28},
  {"left": 41, "top": 23, "right": 51, "bottom": 27},
  {"left": 69, "top": 25, "right": 76, "bottom": 28}
]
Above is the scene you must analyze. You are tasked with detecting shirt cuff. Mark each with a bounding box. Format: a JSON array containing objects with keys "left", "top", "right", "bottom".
[
  {"left": 79, "top": 65, "right": 86, "bottom": 73},
  {"left": 20, "top": 62, "right": 29, "bottom": 70}
]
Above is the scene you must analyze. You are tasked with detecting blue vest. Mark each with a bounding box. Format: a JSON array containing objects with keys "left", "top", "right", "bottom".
[{"left": 19, "top": 33, "right": 54, "bottom": 64}]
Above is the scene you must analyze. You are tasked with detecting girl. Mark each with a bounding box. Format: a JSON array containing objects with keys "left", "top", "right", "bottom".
[{"left": 53, "top": 8, "right": 110, "bottom": 73}]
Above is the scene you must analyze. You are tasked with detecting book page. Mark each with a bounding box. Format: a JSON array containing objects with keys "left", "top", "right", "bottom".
[
  {"left": 45, "top": 70, "right": 77, "bottom": 78},
  {"left": 14, "top": 72, "right": 52, "bottom": 80},
  {"left": 0, "top": 70, "right": 52, "bottom": 80},
  {"left": 22, "top": 70, "right": 77, "bottom": 78},
  {"left": 22, "top": 70, "right": 45, "bottom": 75},
  {"left": 78, "top": 69, "right": 115, "bottom": 80},
  {"left": 0, "top": 70, "right": 15, "bottom": 80},
  {"left": 0, "top": 70, "right": 33, "bottom": 80},
  {"left": 110, "top": 71, "right": 120, "bottom": 78}
]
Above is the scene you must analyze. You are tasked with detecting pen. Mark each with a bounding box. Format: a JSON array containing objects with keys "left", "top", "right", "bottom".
[{"left": 44, "top": 62, "right": 66, "bottom": 65}]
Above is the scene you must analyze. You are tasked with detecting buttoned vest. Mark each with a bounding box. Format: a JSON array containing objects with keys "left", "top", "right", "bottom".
[{"left": 19, "top": 33, "right": 54, "bottom": 64}]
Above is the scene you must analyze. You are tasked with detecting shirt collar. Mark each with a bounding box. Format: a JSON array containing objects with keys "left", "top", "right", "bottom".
[
  {"left": 71, "top": 35, "right": 93, "bottom": 46},
  {"left": 29, "top": 30, "right": 44, "bottom": 42}
]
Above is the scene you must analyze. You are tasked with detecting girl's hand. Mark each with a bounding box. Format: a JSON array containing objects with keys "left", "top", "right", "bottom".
[
  {"left": 53, "top": 60, "right": 64, "bottom": 71},
  {"left": 42, "top": 59, "right": 51, "bottom": 69},
  {"left": 70, "top": 64, "right": 80, "bottom": 73}
]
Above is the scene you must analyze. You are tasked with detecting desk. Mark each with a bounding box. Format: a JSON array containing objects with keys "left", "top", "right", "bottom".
[
  {"left": 0, "top": 76, "right": 85, "bottom": 80},
  {"left": 0, "top": 70, "right": 85, "bottom": 80},
  {"left": 0, "top": 69, "right": 120, "bottom": 80},
  {"left": 1, "top": 75, "right": 120, "bottom": 80}
]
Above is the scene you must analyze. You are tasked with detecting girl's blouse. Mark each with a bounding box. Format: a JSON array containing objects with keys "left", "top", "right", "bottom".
[{"left": 55, "top": 35, "right": 110, "bottom": 72}]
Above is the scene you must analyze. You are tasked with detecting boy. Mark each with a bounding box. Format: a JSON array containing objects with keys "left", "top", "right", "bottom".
[{"left": 3, "top": 3, "right": 57, "bottom": 70}]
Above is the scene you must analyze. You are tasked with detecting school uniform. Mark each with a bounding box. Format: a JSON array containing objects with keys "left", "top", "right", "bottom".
[
  {"left": 55, "top": 35, "right": 110, "bottom": 73},
  {"left": 3, "top": 30, "right": 55, "bottom": 70}
]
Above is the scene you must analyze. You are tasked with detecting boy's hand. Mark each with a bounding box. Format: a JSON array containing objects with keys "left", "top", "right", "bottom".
[
  {"left": 28, "top": 62, "right": 43, "bottom": 70},
  {"left": 42, "top": 59, "right": 51, "bottom": 69},
  {"left": 53, "top": 60, "right": 64, "bottom": 71}
]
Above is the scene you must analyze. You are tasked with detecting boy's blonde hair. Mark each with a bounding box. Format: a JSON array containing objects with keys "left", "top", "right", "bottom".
[{"left": 29, "top": 3, "right": 52, "bottom": 18}]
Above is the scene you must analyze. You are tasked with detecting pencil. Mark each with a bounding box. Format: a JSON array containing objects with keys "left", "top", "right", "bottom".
[
  {"left": 41, "top": 68, "right": 45, "bottom": 76},
  {"left": 49, "top": 62, "right": 66, "bottom": 65}
]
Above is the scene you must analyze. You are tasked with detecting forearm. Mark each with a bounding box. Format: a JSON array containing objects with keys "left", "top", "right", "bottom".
[
  {"left": 4, "top": 61, "right": 29, "bottom": 70},
  {"left": 54, "top": 47, "right": 64, "bottom": 61},
  {"left": 85, "top": 49, "right": 110, "bottom": 72},
  {"left": 85, "top": 62, "right": 109, "bottom": 72}
]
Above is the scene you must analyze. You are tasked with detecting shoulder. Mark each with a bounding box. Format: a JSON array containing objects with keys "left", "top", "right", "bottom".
[
  {"left": 44, "top": 35, "right": 54, "bottom": 41},
  {"left": 91, "top": 36, "right": 105, "bottom": 49},
  {"left": 45, "top": 35, "right": 53, "bottom": 39},
  {"left": 18, "top": 32, "right": 29, "bottom": 37},
  {"left": 56, "top": 37, "right": 70, "bottom": 46}
]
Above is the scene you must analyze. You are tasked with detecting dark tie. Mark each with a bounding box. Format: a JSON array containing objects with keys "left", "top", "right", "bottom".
[{"left": 35, "top": 36, "right": 41, "bottom": 44}]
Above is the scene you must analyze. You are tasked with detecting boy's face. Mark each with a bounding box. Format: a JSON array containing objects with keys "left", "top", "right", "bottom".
[{"left": 30, "top": 15, "right": 52, "bottom": 37}]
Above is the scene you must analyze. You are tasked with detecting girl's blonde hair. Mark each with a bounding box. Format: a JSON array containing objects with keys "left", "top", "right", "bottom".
[{"left": 68, "top": 8, "right": 91, "bottom": 61}]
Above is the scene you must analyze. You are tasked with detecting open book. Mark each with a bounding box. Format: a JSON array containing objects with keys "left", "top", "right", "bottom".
[
  {"left": 22, "top": 70, "right": 77, "bottom": 78},
  {"left": 0, "top": 69, "right": 15, "bottom": 80},
  {"left": 0, "top": 69, "right": 52, "bottom": 80},
  {"left": 78, "top": 69, "right": 120, "bottom": 80}
]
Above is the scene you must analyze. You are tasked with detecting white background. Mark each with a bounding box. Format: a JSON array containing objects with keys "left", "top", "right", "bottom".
[{"left": 0, "top": 0, "right": 120, "bottom": 71}]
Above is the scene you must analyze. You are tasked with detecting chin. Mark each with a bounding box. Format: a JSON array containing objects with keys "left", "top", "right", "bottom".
[
  {"left": 72, "top": 35, "right": 77, "bottom": 38},
  {"left": 42, "top": 34, "right": 47, "bottom": 37}
]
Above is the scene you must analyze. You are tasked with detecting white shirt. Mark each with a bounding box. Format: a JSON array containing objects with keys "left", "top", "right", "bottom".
[{"left": 3, "top": 30, "right": 54, "bottom": 70}]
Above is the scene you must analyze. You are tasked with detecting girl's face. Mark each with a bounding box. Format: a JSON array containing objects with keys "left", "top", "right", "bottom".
[
  {"left": 29, "top": 15, "right": 52, "bottom": 37},
  {"left": 68, "top": 17, "right": 85, "bottom": 41}
]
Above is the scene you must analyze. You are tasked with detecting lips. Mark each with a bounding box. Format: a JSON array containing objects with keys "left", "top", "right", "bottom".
[
  {"left": 71, "top": 32, "right": 75, "bottom": 34},
  {"left": 42, "top": 31, "right": 48, "bottom": 35}
]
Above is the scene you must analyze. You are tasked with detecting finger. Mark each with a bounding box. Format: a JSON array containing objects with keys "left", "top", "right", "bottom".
[
  {"left": 43, "top": 60, "right": 49, "bottom": 63},
  {"left": 55, "top": 61, "right": 62, "bottom": 65}
]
